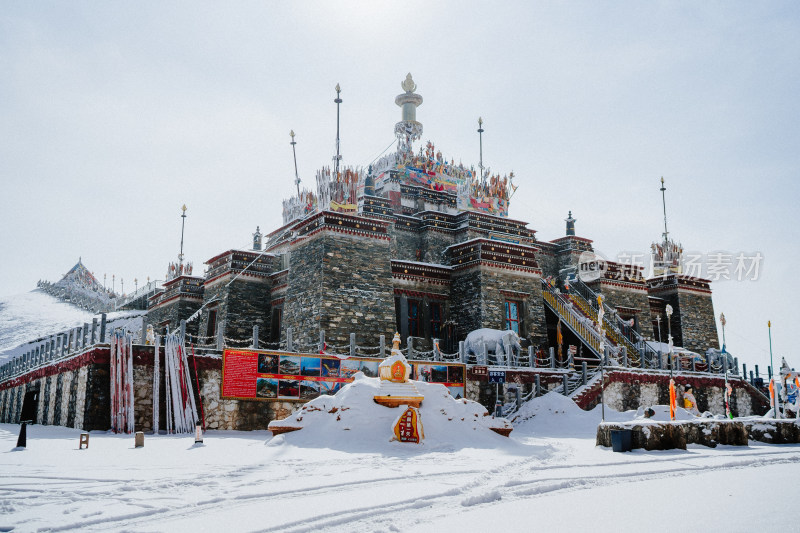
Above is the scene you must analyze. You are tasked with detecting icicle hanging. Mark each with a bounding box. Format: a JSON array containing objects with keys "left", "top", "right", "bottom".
[
  {"left": 162, "top": 331, "right": 198, "bottom": 433},
  {"left": 152, "top": 334, "right": 160, "bottom": 434},
  {"left": 110, "top": 331, "right": 136, "bottom": 433}
]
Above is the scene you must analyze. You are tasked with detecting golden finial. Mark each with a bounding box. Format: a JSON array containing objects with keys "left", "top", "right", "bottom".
[
  {"left": 335, "top": 83, "right": 341, "bottom": 94},
  {"left": 181, "top": 204, "right": 187, "bottom": 213}
]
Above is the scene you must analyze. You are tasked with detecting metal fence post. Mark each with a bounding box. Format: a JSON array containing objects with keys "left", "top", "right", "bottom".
[
  {"left": 482, "top": 343, "right": 488, "bottom": 366},
  {"left": 82, "top": 323, "right": 89, "bottom": 348},
  {"left": 734, "top": 357, "right": 739, "bottom": 375},
  {"left": 459, "top": 340, "right": 465, "bottom": 364},
  {"left": 621, "top": 346, "right": 627, "bottom": 368},
  {"left": 535, "top": 374, "right": 541, "bottom": 397},
  {"left": 91, "top": 318, "right": 98, "bottom": 344},
  {"left": 563, "top": 374, "right": 569, "bottom": 396},
  {"left": 743, "top": 363, "right": 747, "bottom": 381},
  {"left": 180, "top": 320, "right": 187, "bottom": 342}
]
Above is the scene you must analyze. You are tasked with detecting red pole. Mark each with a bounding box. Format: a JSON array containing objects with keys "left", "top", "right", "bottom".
[{"left": 190, "top": 343, "right": 206, "bottom": 430}]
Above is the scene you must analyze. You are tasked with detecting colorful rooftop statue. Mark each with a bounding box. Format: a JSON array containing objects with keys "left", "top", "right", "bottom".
[{"left": 280, "top": 75, "right": 518, "bottom": 224}]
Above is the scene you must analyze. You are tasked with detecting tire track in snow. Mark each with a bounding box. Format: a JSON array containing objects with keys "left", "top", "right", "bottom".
[
  {"left": 41, "top": 466, "right": 487, "bottom": 532},
  {"left": 246, "top": 451, "right": 800, "bottom": 533}
]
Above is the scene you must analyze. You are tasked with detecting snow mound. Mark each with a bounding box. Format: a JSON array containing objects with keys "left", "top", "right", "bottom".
[
  {"left": 268, "top": 373, "right": 517, "bottom": 453},
  {"left": 512, "top": 391, "right": 632, "bottom": 438},
  {"left": 512, "top": 391, "right": 705, "bottom": 438}
]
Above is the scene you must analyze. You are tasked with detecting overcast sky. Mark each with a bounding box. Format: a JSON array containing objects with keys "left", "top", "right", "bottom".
[{"left": 1, "top": 2, "right": 798, "bottom": 372}]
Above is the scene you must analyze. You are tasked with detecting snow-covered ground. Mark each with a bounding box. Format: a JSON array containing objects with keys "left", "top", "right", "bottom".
[
  {"left": 0, "top": 290, "right": 143, "bottom": 362},
  {"left": 2, "top": 391, "right": 799, "bottom": 532}
]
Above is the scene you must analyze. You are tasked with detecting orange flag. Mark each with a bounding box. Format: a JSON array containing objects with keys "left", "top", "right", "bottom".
[{"left": 669, "top": 379, "right": 676, "bottom": 421}]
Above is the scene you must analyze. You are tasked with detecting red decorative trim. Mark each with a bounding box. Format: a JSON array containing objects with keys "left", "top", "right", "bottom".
[
  {"left": 393, "top": 288, "right": 449, "bottom": 300},
  {"left": 590, "top": 279, "right": 648, "bottom": 292},
  {"left": 204, "top": 269, "right": 270, "bottom": 287},
  {"left": 550, "top": 235, "right": 594, "bottom": 244},
  {"left": 0, "top": 346, "right": 223, "bottom": 392},
  {"left": 500, "top": 289, "right": 532, "bottom": 299},
  {"left": 149, "top": 292, "right": 203, "bottom": 310}
]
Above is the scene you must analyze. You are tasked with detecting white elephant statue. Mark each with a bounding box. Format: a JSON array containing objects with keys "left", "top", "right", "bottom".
[{"left": 464, "top": 328, "right": 522, "bottom": 366}]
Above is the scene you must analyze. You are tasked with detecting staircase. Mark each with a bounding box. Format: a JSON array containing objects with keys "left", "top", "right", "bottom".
[
  {"left": 565, "top": 289, "right": 641, "bottom": 367},
  {"left": 570, "top": 277, "right": 662, "bottom": 368},
  {"left": 540, "top": 279, "right": 619, "bottom": 363}
]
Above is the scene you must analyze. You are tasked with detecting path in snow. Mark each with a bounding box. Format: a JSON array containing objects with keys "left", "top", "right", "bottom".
[{"left": 2, "top": 422, "right": 799, "bottom": 532}]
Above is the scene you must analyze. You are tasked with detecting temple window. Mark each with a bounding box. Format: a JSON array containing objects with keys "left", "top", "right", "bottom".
[{"left": 505, "top": 300, "right": 521, "bottom": 334}]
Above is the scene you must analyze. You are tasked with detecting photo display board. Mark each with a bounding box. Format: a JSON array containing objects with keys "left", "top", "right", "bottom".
[{"left": 222, "top": 349, "right": 466, "bottom": 401}]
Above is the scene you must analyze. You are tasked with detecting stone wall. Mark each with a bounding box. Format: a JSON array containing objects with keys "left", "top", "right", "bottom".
[
  {"left": 0, "top": 367, "right": 94, "bottom": 430},
  {"left": 199, "top": 367, "right": 295, "bottom": 430},
  {"left": 586, "top": 371, "right": 767, "bottom": 417},
  {"left": 283, "top": 232, "right": 326, "bottom": 347},
  {"left": 393, "top": 225, "right": 420, "bottom": 261},
  {"left": 133, "top": 364, "right": 154, "bottom": 432},
  {"left": 591, "top": 283, "right": 650, "bottom": 318},
  {"left": 451, "top": 265, "right": 547, "bottom": 349},
  {"left": 676, "top": 290, "right": 719, "bottom": 353},
  {"left": 146, "top": 298, "right": 203, "bottom": 337},
  {"left": 420, "top": 229, "right": 455, "bottom": 264},
  {"left": 284, "top": 231, "right": 396, "bottom": 348},
  {"left": 200, "top": 276, "right": 271, "bottom": 344}
]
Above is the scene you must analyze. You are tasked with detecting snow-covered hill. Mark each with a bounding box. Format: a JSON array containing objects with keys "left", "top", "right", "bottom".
[{"left": 0, "top": 290, "right": 142, "bottom": 362}]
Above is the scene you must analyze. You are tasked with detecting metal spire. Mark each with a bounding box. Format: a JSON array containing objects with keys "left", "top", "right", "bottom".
[
  {"left": 477, "top": 117, "right": 484, "bottom": 179},
  {"left": 290, "top": 130, "right": 300, "bottom": 196},
  {"left": 660, "top": 176, "right": 669, "bottom": 242},
  {"left": 334, "top": 83, "right": 342, "bottom": 179},
  {"left": 179, "top": 204, "right": 187, "bottom": 264}
]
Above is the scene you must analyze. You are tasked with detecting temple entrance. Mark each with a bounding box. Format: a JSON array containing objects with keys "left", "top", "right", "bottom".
[{"left": 20, "top": 390, "right": 39, "bottom": 423}]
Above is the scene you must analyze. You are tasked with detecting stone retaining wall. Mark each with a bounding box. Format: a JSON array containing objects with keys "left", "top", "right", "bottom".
[{"left": 597, "top": 420, "right": 749, "bottom": 450}]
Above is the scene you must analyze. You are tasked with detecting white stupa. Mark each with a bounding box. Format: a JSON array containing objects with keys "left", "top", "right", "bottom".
[{"left": 373, "top": 333, "right": 424, "bottom": 408}]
